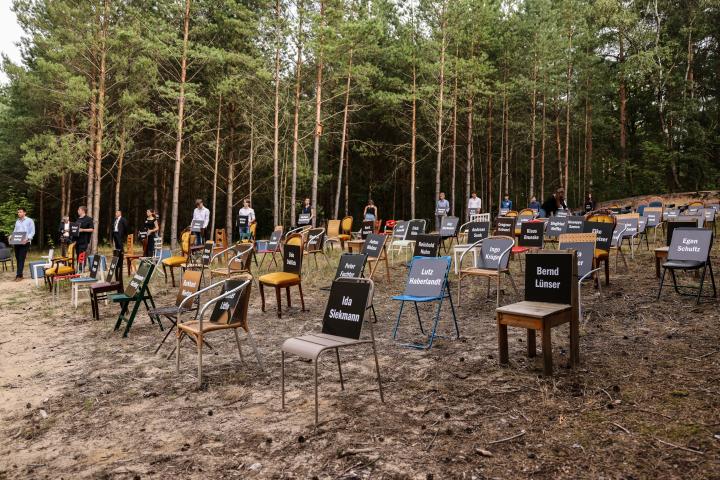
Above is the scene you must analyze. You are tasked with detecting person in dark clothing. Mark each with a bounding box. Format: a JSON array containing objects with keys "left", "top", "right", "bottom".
[
  {"left": 584, "top": 193, "right": 597, "bottom": 213},
  {"left": 59, "top": 215, "right": 72, "bottom": 256},
  {"left": 75, "top": 206, "right": 94, "bottom": 261},
  {"left": 541, "top": 193, "right": 559, "bottom": 217},
  {"left": 143, "top": 209, "right": 159, "bottom": 257},
  {"left": 112, "top": 210, "right": 129, "bottom": 252},
  {"left": 557, "top": 188, "right": 568, "bottom": 210}
]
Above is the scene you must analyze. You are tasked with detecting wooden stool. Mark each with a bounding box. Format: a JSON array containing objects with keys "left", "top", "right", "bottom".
[{"left": 654, "top": 247, "right": 669, "bottom": 278}]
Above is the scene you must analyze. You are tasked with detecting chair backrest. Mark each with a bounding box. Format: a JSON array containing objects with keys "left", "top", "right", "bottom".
[
  {"left": 283, "top": 243, "right": 303, "bottom": 275},
  {"left": 228, "top": 243, "right": 254, "bottom": 273},
  {"left": 180, "top": 230, "right": 192, "bottom": 256},
  {"left": 175, "top": 270, "right": 203, "bottom": 307},
  {"left": 586, "top": 212, "right": 615, "bottom": 224},
  {"left": 267, "top": 230, "right": 283, "bottom": 251},
  {"left": 151, "top": 237, "right": 164, "bottom": 263},
  {"left": 565, "top": 216, "right": 585, "bottom": 234},
  {"left": 495, "top": 217, "right": 516, "bottom": 237},
  {"left": 517, "top": 208, "right": 535, "bottom": 226},
  {"left": 439, "top": 216, "right": 460, "bottom": 237},
  {"left": 412, "top": 234, "right": 441, "bottom": 257},
  {"left": 384, "top": 220, "right": 397, "bottom": 233},
  {"left": 583, "top": 221, "right": 614, "bottom": 252},
  {"left": 559, "top": 233, "right": 596, "bottom": 278},
  {"left": 208, "top": 276, "right": 252, "bottom": 330},
  {"left": 644, "top": 207, "right": 663, "bottom": 227},
  {"left": 465, "top": 221, "right": 490, "bottom": 244},
  {"left": 360, "top": 220, "right": 374, "bottom": 239},
  {"left": 524, "top": 250, "right": 577, "bottom": 306},
  {"left": 106, "top": 251, "right": 122, "bottom": 284},
  {"left": 321, "top": 277, "right": 374, "bottom": 340},
  {"left": 285, "top": 233, "right": 304, "bottom": 248},
  {"left": 215, "top": 228, "right": 228, "bottom": 248},
  {"left": 702, "top": 208, "right": 716, "bottom": 223},
  {"left": 518, "top": 222, "right": 544, "bottom": 248},
  {"left": 87, "top": 254, "right": 102, "bottom": 279},
  {"left": 126, "top": 234, "right": 135, "bottom": 254},
  {"left": 637, "top": 205, "right": 647, "bottom": 216},
  {"left": 406, "top": 219, "right": 426, "bottom": 240},
  {"left": 306, "top": 228, "right": 325, "bottom": 251},
  {"left": 476, "top": 236, "right": 514, "bottom": 269},
  {"left": 339, "top": 216, "right": 353, "bottom": 233},
  {"left": 327, "top": 219, "right": 341, "bottom": 237},
  {"left": 392, "top": 221, "right": 408, "bottom": 239},
  {"left": 615, "top": 213, "right": 639, "bottom": 238},
  {"left": 648, "top": 197, "right": 664, "bottom": 208},
  {"left": 667, "top": 228, "right": 713, "bottom": 262},
  {"left": 505, "top": 210, "right": 518, "bottom": 218},
  {"left": 664, "top": 208, "right": 680, "bottom": 221},
  {"left": 0, "top": 247, "right": 11, "bottom": 260},
  {"left": 123, "top": 261, "right": 154, "bottom": 298},
  {"left": 687, "top": 201, "right": 704, "bottom": 209},
  {"left": 66, "top": 242, "right": 76, "bottom": 264},
  {"left": 665, "top": 220, "right": 699, "bottom": 246},
  {"left": 361, "top": 233, "right": 387, "bottom": 259},
  {"left": 334, "top": 253, "right": 367, "bottom": 279},
  {"left": 201, "top": 241, "right": 214, "bottom": 266},
  {"left": 403, "top": 256, "right": 451, "bottom": 298}
]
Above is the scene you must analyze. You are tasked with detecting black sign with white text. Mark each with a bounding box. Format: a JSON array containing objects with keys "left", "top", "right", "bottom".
[
  {"left": 518, "top": 222, "right": 544, "bottom": 248},
  {"left": 361, "top": 234, "right": 385, "bottom": 259},
  {"left": 190, "top": 219, "right": 204, "bottom": 232},
  {"left": 406, "top": 220, "right": 425, "bottom": 239},
  {"left": 559, "top": 241, "right": 595, "bottom": 277},
  {"left": 467, "top": 222, "right": 490, "bottom": 244},
  {"left": 583, "top": 221, "right": 613, "bottom": 251},
  {"left": 283, "top": 244, "right": 302, "bottom": 275},
  {"left": 334, "top": 253, "right": 366, "bottom": 280},
  {"left": 124, "top": 262, "right": 151, "bottom": 297},
  {"left": 361, "top": 220, "right": 374, "bottom": 239},
  {"left": 546, "top": 218, "right": 567, "bottom": 238},
  {"left": 8, "top": 232, "right": 27, "bottom": 245},
  {"left": 297, "top": 213, "right": 311, "bottom": 226},
  {"left": 393, "top": 221, "right": 408, "bottom": 239},
  {"left": 404, "top": 257, "right": 448, "bottom": 298},
  {"left": 413, "top": 234, "right": 441, "bottom": 257},
  {"left": 565, "top": 216, "right": 585, "bottom": 233},
  {"left": 321, "top": 280, "right": 372, "bottom": 340},
  {"left": 238, "top": 215, "right": 249, "bottom": 228},
  {"left": 556, "top": 209, "right": 569, "bottom": 218},
  {"left": 495, "top": 217, "right": 516, "bottom": 236},
  {"left": 524, "top": 252, "right": 573, "bottom": 305},
  {"left": 439, "top": 216, "right": 460, "bottom": 237},
  {"left": 209, "top": 279, "right": 244, "bottom": 324}
]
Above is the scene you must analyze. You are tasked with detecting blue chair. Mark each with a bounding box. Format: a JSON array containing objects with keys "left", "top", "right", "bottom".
[
  {"left": 391, "top": 256, "right": 458, "bottom": 349},
  {"left": 637, "top": 204, "right": 647, "bottom": 216},
  {"left": 649, "top": 201, "right": 663, "bottom": 208}
]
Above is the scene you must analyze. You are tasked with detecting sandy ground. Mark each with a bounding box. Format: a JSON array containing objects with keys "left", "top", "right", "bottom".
[{"left": 1, "top": 240, "right": 719, "bottom": 479}]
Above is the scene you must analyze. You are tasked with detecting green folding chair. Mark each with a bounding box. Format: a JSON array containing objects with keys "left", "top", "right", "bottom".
[{"left": 111, "top": 260, "right": 157, "bottom": 337}]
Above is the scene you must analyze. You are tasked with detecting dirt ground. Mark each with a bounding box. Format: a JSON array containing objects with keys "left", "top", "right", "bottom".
[{"left": 1, "top": 240, "right": 719, "bottom": 479}]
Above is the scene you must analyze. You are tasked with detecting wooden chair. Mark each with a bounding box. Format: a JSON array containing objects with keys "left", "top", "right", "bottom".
[
  {"left": 338, "top": 216, "right": 354, "bottom": 245},
  {"left": 282, "top": 277, "right": 383, "bottom": 425},
  {"left": 212, "top": 228, "right": 229, "bottom": 257},
  {"left": 110, "top": 261, "right": 157, "bottom": 337},
  {"left": 44, "top": 242, "right": 76, "bottom": 290},
  {"left": 148, "top": 269, "right": 203, "bottom": 354},
  {"left": 585, "top": 213, "right": 615, "bottom": 285},
  {"left": 124, "top": 234, "right": 143, "bottom": 275},
  {"left": 457, "top": 236, "right": 517, "bottom": 307},
  {"left": 177, "top": 275, "right": 263, "bottom": 387},
  {"left": 325, "top": 220, "right": 343, "bottom": 250},
  {"left": 211, "top": 243, "right": 253, "bottom": 280},
  {"left": 257, "top": 235, "right": 305, "bottom": 318},
  {"left": 90, "top": 252, "right": 124, "bottom": 320},
  {"left": 496, "top": 250, "right": 579, "bottom": 376},
  {"left": 162, "top": 229, "right": 193, "bottom": 287},
  {"left": 304, "top": 228, "right": 330, "bottom": 270}
]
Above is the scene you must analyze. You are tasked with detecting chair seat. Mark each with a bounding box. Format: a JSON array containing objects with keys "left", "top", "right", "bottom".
[
  {"left": 70, "top": 277, "right": 99, "bottom": 284},
  {"left": 392, "top": 294, "right": 446, "bottom": 303},
  {"left": 512, "top": 246, "right": 529, "bottom": 254},
  {"left": 54, "top": 274, "right": 80, "bottom": 281},
  {"left": 459, "top": 267, "right": 504, "bottom": 276},
  {"left": 46, "top": 265, "right": 74, "bottom": 276},
  {"left": 337, "top": 234, "right": 351, "bottom": 241},
  {"left": 496, "top": 300, "right": 571, "bottom": 319},
  {"left": 110, "top": 293, "right": 132, "bottom": 303},
  {"left": 211, "top": 268, "right": 248, "bottom": 277},
  {"left": 148, "top": 305, "right": 193, "bottom": 317},
  {"left": 162, "top": 256, "right": 187, "bottom": 267},
  {"left": 258, "top": 272, "right": 300, "bottom": 286},
  {"left": 594, "top": 249, "right": 609, "bottom": 259},
  {"left": 90, "top": 281, "right": 121, "bottom": 292},
  {"left": 662, "top": 259, "right": 706, "bottom": 269},
  {"left": 282, "top": 333, "right": 367, "bottom": 359},
  {"left": 654, "top": 247, "right": 669, "bottom": 254},
  {"left": 178, "top": 320, "right": 240, "bottom": 335}
]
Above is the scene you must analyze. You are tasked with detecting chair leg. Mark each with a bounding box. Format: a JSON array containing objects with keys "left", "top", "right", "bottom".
[
  {"left": 314, "top": 359, "right": 319, "bottom": 426},
  {"left": 498, "top": 320, "right": 509, "bottom": 365},
  {"left": 496, "top": 276, "right": 501, "bottom": 307},
  {"left": 335, "top": 349, "right": 344, "bottom": 390},
  {"left": 298, "top": 283, "right": 306, "bottom": 311},
  {"left": 233, "top": 328, "right": 245, "bottom": 363},
  {"left": 527, "top": 329, "right": 536, "bottom": 357},
  {"left": 413, "top": 302, "right": 424, "bottom": 334},
  {"left": 456, "top": 273, "right": 462, "bottom": 307},
  {"left": 696, "top": 265, "right": 708, "bottom": 305},
  {"left": 392, "top": 301, "right": 405, "bottom": 340},
  {"left": 604, "top": 257, "right": 610, "bottom": 286},
  {"left": 246, "top": 330, "right": 264, "bottom": 371},
  {"left": 275, "top": 287, "right": 282, "bottom": 318},
  {"left": 570, "top": 314, "right": 580, "bottom": 368},
  {"left": 281, "top": 351, "right": 286, "bottom": 409},
  {"left": 657, "top": 268, "right": 667, "bottom": 299},
  {"left": 542, "top": 325, "right": 553, "bottom": 376},
  {"left": 176, "top": 332, "right": 182, "bottom": 372},
  {"left": 259, "top": 283, "right": 266, "bottom": 312},
  {"left": 197, "top": 333, "right": 203, "bottom": 388},
  {"left": 286, "top": 287, "right": 292, "bottom": 308},
  {"left": 445, "top": 286, "right": 460, "bottom": 339},
  {"left": 371, "top": 340, "right": 384, "bottom": 403}
]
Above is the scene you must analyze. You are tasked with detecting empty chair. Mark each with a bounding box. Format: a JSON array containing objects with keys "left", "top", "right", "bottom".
[
  {"left": 657, "top": 228, "right": 716, "bottom": 304},
  {"left": 89, "top": 252, "right": 124, "bottom": 320},
  {"left": 453, "top": 221, "right": 490, "bottom": 274},
  {"left": 457, "top": 236, "right": 517, "bottom": 307},
  {"left": 148, "top": 269, "right": 203, "bottom": 354},
  {"left": 257, "top": 234, "right": 305, "bottom": 318}
]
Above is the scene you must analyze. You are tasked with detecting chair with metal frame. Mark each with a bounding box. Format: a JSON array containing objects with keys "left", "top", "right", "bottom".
[
  {"left": 304, "top": 227, "right": 330, "bottom": 270},
  {"left": 388, "top": 219, "right": 426, "bottom": 265},
  {"left": 256, "top": 229, "right": 283, "bottom": 270},
  {"left": 657, "top": 228, "right": 716, "bottom": 305},
  {"left": 210, "top": 243, "right": 254, "bottom": 281},
  {"left": 514, "top": 208, "right": 536, "bottom": 236},
  {"left": 148, "top": 269, "right": 203, "bottom": 354},
  {"left": 69, "top": 254, "right": 104, "bottom": 309},
  {"left": 457, "top": 236, "right": 517, "bottom": 307},
  {"left": 453, "top": 221, "right": 490, "bottom": 274}
]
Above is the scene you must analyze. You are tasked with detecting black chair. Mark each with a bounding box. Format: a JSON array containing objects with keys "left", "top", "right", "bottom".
[
  {"left": 658, "top": 228, "right": 716, "bottom": 304},
  {"left": 0, "top": 247, "right": 13, "bottom": 272}
]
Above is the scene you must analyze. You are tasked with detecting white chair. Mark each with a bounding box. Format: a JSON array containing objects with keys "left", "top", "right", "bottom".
[
  {"left": 452, "top": 221, "right": 490, "bottom": 274},
  {"left": 388, "top": 219, "right": 426, "bottom": 265},
  {"left": 33, "top": 248, "right": 54, "bottom": 287}
]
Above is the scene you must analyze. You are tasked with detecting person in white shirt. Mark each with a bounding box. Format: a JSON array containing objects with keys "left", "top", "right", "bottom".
[
  {"left": 238, "top": 198, "right": 256, "bottom": 239},
  {"left": 192, "top": 199, "right": 210, "bottom": 245},
  {"left": 13, "top": 207, "right": 35, "bottom": 281},
  {"left": 467, "top": 192, "right": 482, "bottom": 216}
]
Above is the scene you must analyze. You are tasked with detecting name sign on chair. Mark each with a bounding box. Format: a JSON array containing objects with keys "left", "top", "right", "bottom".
[
  {"left": 584, "top": 222, "right": 613, "bottom": 251},
  {"left": 361, "top": 220, "right": 374, "bottom": 239},
  {"left": 406, "top": 220, "right": 425, "bottom": 239},
  {"left": 495, "top": 217, "right": 516, "bottom": 236},
  {"left": 467, "top": 222, "right": 490, "bottom": 244},
  {"left": 405, "top": 257, "right": 447, "bottom": 298},
  {"left": 209, "top": 279, "right": 245, "bottom": 323},
  {"left": 668, "top": 228, "right": 712, "bottom": 262},
  {"left": 703, "top": 208, "right": 715, "bottom": 222},
  {"left": 524, "top": 252, "right": 573, "bottom": 305},
  {"left": 335, "top": 253, "right": 366, "bottom": 279},
  {"left": 124, "top": 262, "right": 151, "bottom": 297},
  {"left": 559, "top": 241, "right": 595, "bottom": 277},
  {"left": 321, "top": 280, "right": 371, "bottom": 340},
  {"left": 546, "top": 218, "right": 567, "bottom": 238},
  {"left": 190, "top": 219, "right": 204, "bottom": 232},
  {"left": 8, "top": 232, "right": 27, "bottom": 245},
  {"left": 556, "top": 209, "right": 569, "bottom": 218},
  {"left": 413, "top": 234, "right": 441, "bottom": 257},
  {"left": 439, "top": 216, "right": 459, "bottom": 237},
  {"left": 393, "top": 221, "right": 408, "bottom": 239},
  {"left": 202, "top": 242, "right": 214, "bottom": 265},
  {"left": 565, "top": 216, "right": 585, "bottom": 233},
  {"left": 283, "top": 245, "right": 302, "bottom": 275},
  {"left": 519, "top": 222, "right": 544, "bottom": 248},
  {"left": 297, "top": 213, "right": 311, "bottom": 226},
  {"left": 616, "top": 217, "right": 638, "bottom": 237},
  {"left": 361, "top": 234, "right": 385, "bottom": 259},
  {"left": 664, "top": 209, "right": 679, "bottom": 221}
]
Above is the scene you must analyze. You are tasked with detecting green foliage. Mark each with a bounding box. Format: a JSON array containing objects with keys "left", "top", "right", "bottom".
[{"left": 0, "top": 190, "right": 31, "bottom": 235}]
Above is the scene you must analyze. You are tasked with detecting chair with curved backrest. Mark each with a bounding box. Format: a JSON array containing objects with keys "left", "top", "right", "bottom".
[
  {"left": 585, "top": 212, "right": 615, "bottom": 286},
  {"left": 162, "top": 229, "right": 193, "bottom": 287},
  {"left": 339, "top": 216, "right": 354, "bottom": 243},
  {"left": 325, "top": 219, "right": 343, "bottom": 250},
  {"left": 90, "top": 251, "right": 124, "bottom": 320},
  {"left": 457, "top": 236, "right": 518, "bottom": 307},
  {"left": 648, "top": 197, "right": 664, "bottom": 208},
  {"left": 124, "top": 234, "right": 143, "bottom": 276},
  {"left": 213, "top": 228, "right": 229, "bottom": 257},
  {"left": 256, "top": 228, "right": 283, "bottom": 270},
  {"left": 211, "top": 243, "right": 254, "bottom": 281},
  {"left": 453, "top": 221, "right": 490, "bottom": 274},
  {"left": 304, "top": 228, "right": 329, "bottom": 269},
  {"left": 505, "top": 210, "right": 519, "bottom": 219},
  {"left": 383, "top": 220, "right": 397, "bottom": 235},
  {"left": 257, "top": 234, "right": 306, "bottom": 318},
  {"left": 44, "top": 242, "right": 77, "bottom": 291},
  {"left": 514, "top": 208, "right": 536, "bottom": 236}
]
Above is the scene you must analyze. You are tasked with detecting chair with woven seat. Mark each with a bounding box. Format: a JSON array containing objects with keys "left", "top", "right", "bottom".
[
  {"left": 177, "top": 275, "right": 263, "bottom": 387},
  {"left": 258, "top": 235, "right": 305, "bottom": 318},
  {"left": 453, "top": 221, "right": 490, "bottom": 274},
  {"left": 162, "top": 229, "right": 194, "bottom": 287},
  {"left": 559, "top": 233, "right": 602, "bottom": 324},
  {"left": 457, "top": 236, "right": 517, "bottom": 307},
  {"left": 148, "top": 269, "right": 203, "bottom": 355},
  {"left": 304, "top": 228, "right": 330, "bottom": 270},
  {"left": 210, "top": 243, "right": 253, "bottom": 280},
  {"left": 90, "top": 252, "right": 124, "bottom": 320},
  {"left": 658, "top": 228, "right": 716, "bottom": 304}
]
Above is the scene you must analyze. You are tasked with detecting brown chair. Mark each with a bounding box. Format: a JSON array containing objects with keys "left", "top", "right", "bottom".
[
  {"left": 257, "top": 234, "right": 305, "bottom": 318},
  {"left": 496, "top": 250, "right": 579, "bottom": 376},
  {"left": 44, "top": 242, "right": 77, "bottom": 290},
  {"left": 325, "top": 220, "right": 343, "bottom": 250},
  {"left": 90, "top": 251, "right": 124, "bottom": 320},
  {"left": 124, "top": 234, "right": 143, "bottom": 276},
  {"left": 457, "top": 236, "right": 518, "bottom": 307},
  {"left": 162, "top": 229, "right": 194, "bottom": 287},
  {"left": 210, "top": 243, "right": 253, "bottom": 280},
  {"left": 148, "top": 269, "right": 203, "bottom": 354},
  {"left": 304, "top": 228, "right": 330, "bottom": 270},
  {"left": 212, "top": 228, "right": 228, "bottom": 259},
  {"left": 585, "top": 213, "right": 615, "bottom": 285},
  {"left": 176, "top": 275, "right": 263, "bottom": 387}
]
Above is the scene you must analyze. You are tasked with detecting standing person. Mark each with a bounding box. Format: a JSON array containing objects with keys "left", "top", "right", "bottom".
[
  {"left": 584, "top": 192, "right": 597, "bottom": 213},
  {"left": 75, "top": 206, "right": 94, "bottom": 263},
  {"left": 541, "top": 191, "right": 560, "bottom": 217},
  {"left": 363, "top": 199, "right": 378, "bottom": 222},
  {"left": 467, "top": 192, "right": 482, "bottom": 212},
  {"left": 112, "top": 210, "right": 129, "bottom": 253},
  {"left": 501, "top": 193, "right": 513, "bottom": 211},
  {"left": 12, "top": 207, "right": 35, "bottom": 281},
  {"left": 192, "top": 199, "right": 210, "bottom": 245},
  {"left": 528, "top": 196, "right": 541, "bottom": 211},
  {"left": 435, "top": 192, "right": 450, "bottom": 232},
  {"left": 299, "top": 197, "right": 315, "bottom": 225},
  {"left": 58, "top": 215, "right": 72, "bottom": 257},
  {"left": 238, "top": 198, "right": 256, "bottom": 238},
  {"left": 557, "top": 188, "right": 568, "bottom": 210},
  {"left": 143, "top": 209, "right": 159, "bottom": 257}
]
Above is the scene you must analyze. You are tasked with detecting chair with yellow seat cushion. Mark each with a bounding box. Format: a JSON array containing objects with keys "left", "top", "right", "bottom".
[
  {"left": 584, "top": 214, "right": 615, "bottom": 286},
  {"left": 44, "top": 242, "right": 77, "bottom": 290},
  {"left": 514, "top": 208, "right": 536, "bottom": 236},
  {"left": 162, "top": 229, "right": 194, "bottom": 288},
  {"left": 338, "top": 216, "right": 354, "bottom": 246},
  {"left": 258, "top": 235, "right": 305, "bottom": 318}
]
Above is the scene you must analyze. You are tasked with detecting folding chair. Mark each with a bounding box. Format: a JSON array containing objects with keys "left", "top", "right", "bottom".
[
  {"left": 361, "top": 233, "right": 390, "bottom": 282},
  {"left": 281, "top": 277, "right": 383, "bottom": 425},
  {"left": 610, "top": 221, "right": 630, "bottom": 271},
  {"left": 162, "top": 229, "right": 194, "bottom": 287},
  {"left": 70, "top": 254, "right": 104, "bottom": 309},
  {"left": 653, "top": 220, "right": 699, "bottom": 278},
  {"left": 256, "top": 229, "right": 283, "bottom": 270},
  {"left": 177, "top": 275, "right": 263, "bottom": 387},
  {"left": 148, "top": 269, "right": 203, "bottom": 354},
  {"left": 457, "top": 236, "right": 517, "bottom": 307},
  {"left": 258, "top": 236, "right": 305, "bottom": 318},
  {"left": 90, "top": 252, "right": 124, "bottom": 320},
  {"left": 496, "top": 250, "right": 579, "bottom": 376},
  {"left": 386, "top": 220, "right": 407, "bottom": 264},
  {"left": 658, "top": 228, "right": 716, "bottom": 305},
  {"left": 453, "top": 221, "right": 490, "bottom": 274},
  {"left": 392, "top": 256, "right": 458, "bottom": 350},
  {"left": 642, "top": 207, "right": 663, "bottom": 246},
  {"left": 438, "top": 216, "right": 460, "bottom": 253},
  {"left": 110, "top": 261, "right": 157, "bottom": 337}
]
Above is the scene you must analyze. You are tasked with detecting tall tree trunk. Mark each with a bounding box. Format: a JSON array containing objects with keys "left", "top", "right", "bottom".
[
  {"left": 344, "top": 142, "right": 349, "bottom": 216},
  {"left": 310, "top": 0, "right": 324, "bottom": 227},
  {"left": 618, "top": 27, "right": 627, "bottom": 178},
  {"left": 465, "top": 97, "right": 473, "bottom": 219},
  {"left": 87, "top": 80, "right": 96, "bottom": 213},
  {"left": 114, "top": 122, "right": 127, "bottom": 213},
  {"left": 210, "top": 94, "right": 222, "bottom": 239},
  {"left": 290, "top": 1, "right": 303, "bottom": 227},
  {"left": 61, "top": 173, "right": 67, "bottom": 219},
  {"left": 540, "top": 90, "right": 546, "bottom": 201},
  {"left": 410, "top": 58, "right": 417, "bottom": 218},
  {"left": 529, "top": 56, "right": 537, "bottom": 198},
  {"left": 334, "top": 50, "right": 353, "bottom": 219},
  {"left": 486, "top": 97, "right": 493, "bottom": 214},
  {"left": 65, "top": 173, "right": 72, "bottom": 217},
  {"left": 170, "top": 0, "right": 191, "bottom": 249},
  {"left": 226, "top": 123, "right": 235, "bottom": 243},
  {"left": 92, "top": 0, "right": 109, "bottom": 252},
  {"left": 272, "top": 0, "right": 281, "bottom": 226},
  {"left": 563, "top": 30, "right": 573, "bottom": 196},
  {"left": 503, "top": 86, "right": 509, "bottom": 196},
  {"left": 555, "top": 101, "right": 563, "bottom": 190},
  {"left": 450, "top": 51, "right": 458, "bottom": 216},
  {"left": 434, "top": 14, "right": 447, "bottom": 204}
]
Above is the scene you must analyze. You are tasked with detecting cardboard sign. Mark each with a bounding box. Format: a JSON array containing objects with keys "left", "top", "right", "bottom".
[
  {"left": 297, "top": 213, "right": 311, "bottom": 226},
  {"left": 404, "top": 257, "right": 448, "bottom": 298},
  {"left": 209, "top": 279, "right": 245, "bottom": 324},
  {"left": 124, "top": 262, "right": 151, "bottom": 297},
  {"left": 476, "top": 238, "right": 513, "bottom": 269},
  {"left": 406, "top": 220, "right": 425, "bottom": 239},
  {"left": 412, "top": 234, "right": 441, "bottom": 257},
  {"left": 8, "top": 232, "right": 27, "bottom": 245},
  {"left": 334, "top": 253, "right": 366, "bottom": 280},
  {"left": 392, "top": 221, "right": 408, "bottom": 239},
  {"left": 190, "top": 219, "right": 204, "bottom": 232},
  {"left": 584, "top": 222, "right": 613, "bottom": 252},
  {"left": 518, "top": 222, "right": 544, "bottom": 248},
  {"left": 361, "top": 220, "right": 374, "bottom": 239},
  {"left": 667, "top": 228, "right": 712, "bottom": 262},
  {"left": 524, "top": 252, "right": 573, "bottom": 305},
  {"left": 495, "top": 217, "right": 516, "bottom": 236},
  {"left": 466, "top": 221, "right": 490, "bottom": 244},
  {"left": 361, "top": 233, "right": 385, "bottom": 259},
  {"left": 238, "top": 215, "right": 249, "bottom": 228},
  {"left": 665, "top": 220, "right": 698, "bottom": 246},
  {"left": 559, "top": 241, "right": 595, "bottom": 278},
  {"left": 283, "top": 244, "right": 302, "bottom": 275},
  {"left": 565, "top": 216, "right": 585, "bottom": 234},
  {"left": 556, "top": 209, "right": 569, "bottom": 218},
  {"left": 321, "top": 280, "right": 371, "bottom": 340},
  {"left": 545, "top": 218, "right": 567, "bottom": 239},
  {"left": 439, "top": 216, "right": 459, "bottom": 237}
]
